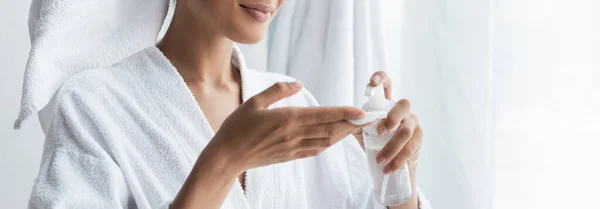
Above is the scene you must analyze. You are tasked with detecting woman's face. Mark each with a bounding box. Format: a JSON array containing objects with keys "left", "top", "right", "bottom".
[{"left": 188, "top": 0, "right": 285, "bottom": 44}]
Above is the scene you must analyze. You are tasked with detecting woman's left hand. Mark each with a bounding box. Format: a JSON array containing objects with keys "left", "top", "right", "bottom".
[{"left": 355, "top": 71, "right": 423, "bottom": 175}]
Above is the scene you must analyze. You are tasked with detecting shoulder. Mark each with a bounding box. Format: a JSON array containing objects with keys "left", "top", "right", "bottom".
[
  {"left": 43, "top": 54, "right": 148, "bottom": 153},
  {"left": 55, "top": 51, "right": 148, "bottom": 107},
  {"left": 52, "top": 71, "right": 125, "bottom": 119},
  {"left": 243, "top": 69, "right": 320, "bottom": 107},
  {"left": 58, "top": 68, "right": 123, "bottom": 99},
  {"left": 45, "top": 51, "right": 151, "bottom": 136},
  {"left": 49, "top": 64, "right": 129, "bottom": 124}
]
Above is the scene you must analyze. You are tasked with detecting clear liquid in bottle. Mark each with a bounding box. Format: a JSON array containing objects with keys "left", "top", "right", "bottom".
[{"left": 363, "top": 125, "right": 412, "bottom": 206}]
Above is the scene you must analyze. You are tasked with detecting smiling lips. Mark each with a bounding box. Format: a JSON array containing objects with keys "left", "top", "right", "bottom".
[{"left": 240, "top": 4, "right": 275, "bottom": 22}]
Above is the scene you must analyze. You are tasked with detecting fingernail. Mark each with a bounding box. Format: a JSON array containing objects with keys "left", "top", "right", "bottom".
[
  {"left": 352, "top": 113, "right": 364, "bottom": 119},
  {"left": 371, "top": 75, "right": 381, "bottom": 83},
  {"left": 376, "top": 156, "right": 386, "bottom": 165},
  {"left": 289, "top": 81, "right": 303, "bottom": 89},
  {"left": 377, "top": 125, "right": 388, "bottom": 135}
]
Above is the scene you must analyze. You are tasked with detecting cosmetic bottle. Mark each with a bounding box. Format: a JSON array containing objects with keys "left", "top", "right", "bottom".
[{"left": 348, "top": 84, "right": 412, "bottom": 206}]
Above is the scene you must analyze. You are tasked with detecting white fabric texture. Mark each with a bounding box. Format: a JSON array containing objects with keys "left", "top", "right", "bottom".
[
  {"left": 29, "top": 45, "right": 431, "bottom": 209},
  {"left": 29, "top": 47, "right": 429, "bottom": 209},
  {"left": 267, "top": 0, "right": 386, "bottom": 107},
  {"left": 29, "top": 45, "right": 391, "bottom": 209},
  {"left": 20, "top": 0, "right": 433, "bottom": 207},
  {"left": 15, "top": 0, "right": 174, "bottom": 129}
]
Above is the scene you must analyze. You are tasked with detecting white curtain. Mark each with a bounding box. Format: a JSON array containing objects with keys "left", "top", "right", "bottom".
[
  {"left": 268, "top": 0, "right": 600, "bottom": 208},
  {"left": 267, "top": 0, "right": 386, "bottom": 106},
  {"left": 381, "top": 0, "right": 600, "bottom": 209}
]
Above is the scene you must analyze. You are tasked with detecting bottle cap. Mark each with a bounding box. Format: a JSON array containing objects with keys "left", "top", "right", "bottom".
[{"left": 365, "top": 84, "right": 388, "bottom": 110}]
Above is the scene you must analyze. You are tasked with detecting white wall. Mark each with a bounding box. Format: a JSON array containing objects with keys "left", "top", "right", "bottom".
[
  {"left": 0, "top": 1, "right": 267, "bottom": 208},
  {"left": 0, "top": 1, "right": 44, "bottom": 208}
]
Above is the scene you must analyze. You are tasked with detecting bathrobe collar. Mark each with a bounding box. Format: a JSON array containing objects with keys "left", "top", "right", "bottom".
[{"left": 148, "top": 44, "right": 275, "bottom": 209}]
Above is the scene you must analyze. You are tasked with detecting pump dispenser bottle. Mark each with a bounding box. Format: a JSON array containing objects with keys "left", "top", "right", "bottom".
[{"left": 348, "top": 84, "right": 412, "bottom": 206}]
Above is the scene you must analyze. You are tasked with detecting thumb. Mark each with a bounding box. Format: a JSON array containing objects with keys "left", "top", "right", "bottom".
[{"left": 247, "top": 81, "right": 303, "bottom": 109}]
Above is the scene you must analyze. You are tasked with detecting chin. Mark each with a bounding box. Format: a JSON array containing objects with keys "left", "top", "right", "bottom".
[
  {"left": 235, "top": 36, "right": 265, "bottom": 44},
  {"left": 226, "top": 28, "right": 267, "bottom": 44}
]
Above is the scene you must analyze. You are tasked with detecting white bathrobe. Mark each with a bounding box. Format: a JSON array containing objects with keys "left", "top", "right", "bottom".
[{"left": 28, "top": 46, "right": 430, "bottom": 209}]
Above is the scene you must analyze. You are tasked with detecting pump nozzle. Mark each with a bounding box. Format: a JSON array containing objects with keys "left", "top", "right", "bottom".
[
  {"left": 346, "top": 84, "right": 390, "bottom": 125},
  {"left": 365, "top": 84, "right": 388, "bottom": 110}
]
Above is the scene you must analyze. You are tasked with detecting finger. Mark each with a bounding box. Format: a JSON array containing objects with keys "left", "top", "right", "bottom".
[
  {"left": 294, "top": 149, "right": 325, "bottom": 159},
  {"left": 291, "top": 106, "right": 365, "bottom": 125},
  {"left": 376, "top": 115, "right": 416, "bottom": 165},
  {"left": 297, "top": 138, "right": 335, "bottom": 150},
  {"left": 247, "top": 82, "right": 303, "bottom": 109},
  {"left": 292, "top": 121, "right": 371, "bottom": 159},
  {"left": 383, "top": 130, "right": 422, "bottom": 174},
  {"left": 369, "top": 71, "right": 393, "bottom": 99},
  {"left": 377, "top": 99, "right": 411, "bottom": 135},
  {"left": 407, "top": 125, "right": 423, "bottom": 167},
  {"left": 382, "top": 151, "right": 410, "bottom": 175},
  {"left": 408, "top": 148, "right": 422, "bottom": 168},
  {"left": 296, "top": 120, "right": 363, "bottom": 139}
]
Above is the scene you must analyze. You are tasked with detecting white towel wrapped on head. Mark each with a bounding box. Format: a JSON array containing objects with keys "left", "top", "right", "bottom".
[{"left": 14, "top": 0, "right": 175, "bottom": 130}]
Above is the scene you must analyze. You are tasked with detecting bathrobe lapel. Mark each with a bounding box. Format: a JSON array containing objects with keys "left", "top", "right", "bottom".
[{"left": 147, "top": 45, "right": 279, "bottom": 209}]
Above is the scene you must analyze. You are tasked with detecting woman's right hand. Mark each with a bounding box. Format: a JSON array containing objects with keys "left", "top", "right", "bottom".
[
  {"left": 208, "top": 81, "right": 368, "bottom": 173},
  {"left": 172, "top": 81, "right": 369, "bottom": 209}
]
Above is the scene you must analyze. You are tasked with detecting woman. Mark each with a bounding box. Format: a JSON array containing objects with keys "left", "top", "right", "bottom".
[{"left": 28, "top": 0, "right": 430, "bottom": 208}]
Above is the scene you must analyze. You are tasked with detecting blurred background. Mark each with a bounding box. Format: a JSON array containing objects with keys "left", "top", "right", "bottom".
[
  {"left": 379, "top": 1, "right": 600, "bottom": 209},
  {"left": 2, "top": 0, "right": 599, "bottom": 209}
]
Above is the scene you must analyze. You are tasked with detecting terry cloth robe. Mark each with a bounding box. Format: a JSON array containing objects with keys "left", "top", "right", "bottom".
[{"left": 28, "top": 45, "right": 432, "bottom": 209}]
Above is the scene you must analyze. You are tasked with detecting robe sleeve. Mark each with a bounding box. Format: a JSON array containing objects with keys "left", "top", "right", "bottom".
[
  {"left": 27, "top": 87, "right": 172, "bottom": 209},
  {"left": 28, "top": 148, "right": 134, "bottom": 209}
]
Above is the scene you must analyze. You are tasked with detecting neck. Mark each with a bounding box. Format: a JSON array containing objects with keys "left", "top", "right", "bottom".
[{"left": 157, "top": 2, "right": 235, "bottom": 84}]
